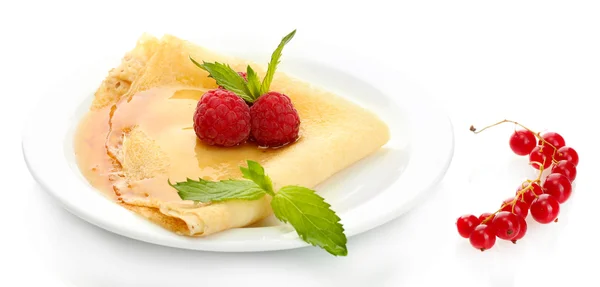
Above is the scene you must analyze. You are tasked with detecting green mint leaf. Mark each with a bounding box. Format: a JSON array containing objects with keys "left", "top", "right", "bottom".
[
  {"left": 189, "top": 57, "right": 254, "bottom": 102},
  {"left": 271, "top": 186, "right": 348, "bottom": 256},
  {"left": 260, "top": 29, "right": 296, "bottom": 95},
  {"left": 170, "top": 178, "right": 266, "bottom": 203},
  {"left": 239, "top": 160, "right": 274, "bottom": 196},
  {"left": 245, "top": 65, "right": 262, "bottom": 100}
]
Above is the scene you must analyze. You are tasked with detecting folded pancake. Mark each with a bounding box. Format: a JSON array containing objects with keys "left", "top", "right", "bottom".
[{"left": 74, "top": 33, "right": 390, "bottom": 237}]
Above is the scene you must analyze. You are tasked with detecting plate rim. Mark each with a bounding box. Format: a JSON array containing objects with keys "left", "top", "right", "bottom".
[{"left": 21, "top": 35, "right": 454, "bottom": 253}]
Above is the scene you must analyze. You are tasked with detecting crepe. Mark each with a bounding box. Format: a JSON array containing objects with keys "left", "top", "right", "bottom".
[{"left": 74, "top": 33, "right": 390, "bottom": 237}]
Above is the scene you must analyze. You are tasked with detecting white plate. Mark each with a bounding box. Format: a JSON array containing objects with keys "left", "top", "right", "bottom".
[{"left": 22, "top": 32, "right": 454, "bottom": 253}]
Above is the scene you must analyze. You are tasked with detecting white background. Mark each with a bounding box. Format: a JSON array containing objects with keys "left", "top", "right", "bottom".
[{"left": 2, "top": 0, "right": 599, "bottom": 286}]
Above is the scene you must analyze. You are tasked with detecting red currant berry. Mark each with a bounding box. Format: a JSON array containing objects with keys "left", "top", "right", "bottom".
[
  {"left": 509, "top": 130, "right": 537, "bottom": 156},
  {"left": 469, "top": 224, "right": 496, "bottom": 251},
  {"left": 529, "top": 145, "right": 553, "bottom": 170},
  {"left": 516, "top": 182, "right": 544, "bottom": 206},
  {"left": 538, "top": 132, "right": 566, "bottom": 149},
  {"left": 530, "top": 194, "right": 560, "bottom": 224},
  {"left": 555, "top": 146, "right": 579, "bottom": 166},
  {"left": 501, "top": 197, "right": 529, "bottom": 218},
  {"left": 551, "top": 160, "right": 577, "bottom": 182},
  {"left": 456, "top": 214, "right": 480, "bottom": 238},
  {"left": 542, "top": 173, "right": 572, "bottom": 204},
  {"left": 511, "top": 215, "right": 527, "bottom": 243},
  {"left": 478, "top": 212, "right": 495, "bottom": 224},
  {"left": 491, "top": 211, "right": 521, "bottom": 241}
]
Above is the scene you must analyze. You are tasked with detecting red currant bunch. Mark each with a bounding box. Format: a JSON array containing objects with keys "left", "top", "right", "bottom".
[{"left": 459, "top": 120, "right": 579, "bottom": 251}]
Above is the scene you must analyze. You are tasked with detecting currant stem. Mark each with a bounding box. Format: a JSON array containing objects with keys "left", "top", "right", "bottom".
[
  {"left": 480, "top": 160, "right": 547, "bottom": 225},
  {"left": 470, "top": 119, "right": 559, "bottom": 155}
]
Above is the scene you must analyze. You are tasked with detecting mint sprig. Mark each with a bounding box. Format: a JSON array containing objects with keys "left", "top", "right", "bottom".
[
  {"left": 169, "top": 160, "right": 348, "bottom": 256},
  {"left": 190, "top": 29, "right": 297, "bottom": 103}
]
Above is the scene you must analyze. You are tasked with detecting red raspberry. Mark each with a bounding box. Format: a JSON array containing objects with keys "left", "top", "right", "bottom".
[
  {"left": 250, "top": 91, "right": 300, "bottom": 147},
  {"left": 193, "top": 89, "right": 251, "bottom": 147}
]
